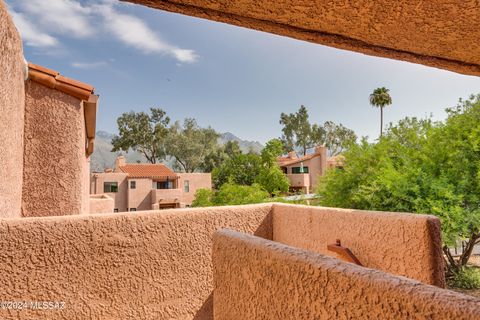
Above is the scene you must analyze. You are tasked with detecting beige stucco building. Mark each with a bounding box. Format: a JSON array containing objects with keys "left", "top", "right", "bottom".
[
  {"left": 278, "top": 146, "right": 342, "bottom": 194},
  {"left": 91, "top": 156, "right": 212, "bottom": 211}
]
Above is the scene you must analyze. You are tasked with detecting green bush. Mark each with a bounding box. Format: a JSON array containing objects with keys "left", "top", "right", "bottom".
[{"left": 448, "top": 267, "right": 480, "bottom": 289}]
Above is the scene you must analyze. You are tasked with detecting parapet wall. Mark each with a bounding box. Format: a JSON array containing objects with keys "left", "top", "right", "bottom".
[
  {"left": 89, "top": 194, "right": 114, "bottom": 214},
  {"left": 0, "top": 0, "right": 25, "bottom": 218},
  {"left": 213, "top": 229, "right": 480, "bottom": 320},
  {"left": 272, "top": 204, "right": 445, "bottom": 286},
  {"left": 0, "top": 204, "right": 272, "bottom": 320}
]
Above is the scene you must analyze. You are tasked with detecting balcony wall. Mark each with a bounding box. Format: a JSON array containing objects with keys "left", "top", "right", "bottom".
[
  {"left": 151, "top": 188, "right": 184, "bottom": 204},
  {"left": 89, "top": 194, "right": 114, "bottom": 214},
  {"left": 272, "top": 204, "right": 444, "bottom": 286},
  {"left": 0, "top": 204, "right": 272, "bottom": 320},
  {"left": 287, "top": 173, "right": 310, "bottom": 189},
  {"left": 213, "top": 229, "right": 480, "bottom": 320}
]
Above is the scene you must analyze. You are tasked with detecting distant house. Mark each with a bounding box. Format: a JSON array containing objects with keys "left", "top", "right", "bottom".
[
  {"left": 90, "top": 156, "right": 211, "bottom": 211},
  {"left": 277, "top": 146, "right": 342, "bottom": 194}
]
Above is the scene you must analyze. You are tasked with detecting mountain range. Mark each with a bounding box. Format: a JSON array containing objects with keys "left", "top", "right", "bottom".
[{"left": 90, "top": 131, "right": 263, "bottom": 172}]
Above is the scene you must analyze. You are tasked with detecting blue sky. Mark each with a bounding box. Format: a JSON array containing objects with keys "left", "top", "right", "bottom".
[{"left": 6, "top": 0, "right": 480, "bottom": 143}]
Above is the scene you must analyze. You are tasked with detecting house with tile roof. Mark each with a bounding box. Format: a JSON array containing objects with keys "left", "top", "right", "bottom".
[
  {"left": 90, "top": 156, "right": 211, "bottom": 211},
  {"left": 277, "top": 146, "right": 343, "bottom": 194}
]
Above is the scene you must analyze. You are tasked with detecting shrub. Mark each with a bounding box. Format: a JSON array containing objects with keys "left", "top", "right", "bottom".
[{"left": 448, "top": 267, "right": 480, "bottom": 289}]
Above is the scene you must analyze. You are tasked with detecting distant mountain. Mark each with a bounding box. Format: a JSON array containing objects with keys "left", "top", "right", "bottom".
[
  {"left": 219, "top": 132, "right": 263, "bottom": 154},
  {"left": 90, "top": 131, "right": 264, "bottom": 172}
]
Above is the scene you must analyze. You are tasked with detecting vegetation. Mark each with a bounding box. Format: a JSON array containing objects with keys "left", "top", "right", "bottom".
[
  {"left": 165, "top": 118, "right": 219, "bottom": 172},
  {"left": 317, "top": 94, "right": 480, "bottom": 274},
  {"left": 112, "top": 108, "right": 170, "bottom": 164},
  {"left": 191, "top": 183, "right": 269, "bottom": 207},
  {"left": 279, "top": 105, "right": 356, "bottom": 156},
  {"left": 448, "top": 267, "right": 480, "bottom": 290},
  {"left": 212, "top": 138, "right": 290, "bottom": 195},
  {"left": 369, "top": 87, "right": 392, "bottom": 138}
]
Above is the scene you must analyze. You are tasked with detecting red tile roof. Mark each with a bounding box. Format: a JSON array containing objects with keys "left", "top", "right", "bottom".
[
  {"left": 28, "top": 62, "right": 95, "bottom": 100},
  {"left": 277, "top": 153, "right": 319, "bottom": 166},
  {"left": 27, "top": 62, "right": 98, "bottom": 156},
  {"left": 119, "top": 164, "right": 178, "bottom": 179}
]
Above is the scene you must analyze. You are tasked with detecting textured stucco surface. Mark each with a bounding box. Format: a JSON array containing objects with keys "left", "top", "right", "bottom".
[
  {"left": 272, "top": 204, "right": 444, "bottom": 286},
  {"left": 89, "top": 194, "right": 114, "bottom": 214},
  {"left": 23, "top": 81, "right": 88, "bottom": 217},
  {"left": 91, "top": 172, "right": 129, "bottom": 212},
  {"left": 128, "top": 0, "right": 480, "bottom": 76},
  {"left": 213, "top": 230, "right": 480, "bottom": 320},
  {"left": 0, "top": 0, "right": 24, "bottom": 218},
  {"left": 0, "top": 204, "right": 272, "bottom": 319}
]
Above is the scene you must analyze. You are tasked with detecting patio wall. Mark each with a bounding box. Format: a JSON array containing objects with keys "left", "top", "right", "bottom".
[
  {"left": 89, "top": 194, "right": 114, "bottom": 214},
  {"left": 272, "top": 204, "right": 445, "bottom": 286},
  {"left": 213, "top": 229, "right": 480, "bottom": 320},
  {"left": 0, "top": 204, "right": 272, "bottom": 320},
  {"left": 0, "top": 0, "right": 25, "bottom": 218}
]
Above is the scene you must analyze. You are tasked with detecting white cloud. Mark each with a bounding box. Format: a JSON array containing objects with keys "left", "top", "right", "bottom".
[
  {"left": 6, "top": 0, "right": 198, "bottom": 64},
  {"left": 9, "top": 11, "right": 58, "bottom": 47},
  {"left": 95, "top": 4, "right": 198, "bottom": 63},
  {"left": 14, "top": 0, "right": 93, "bottom": 38},
  {"left": 71, "top": 61, "right": 108, "bottom": 69}
]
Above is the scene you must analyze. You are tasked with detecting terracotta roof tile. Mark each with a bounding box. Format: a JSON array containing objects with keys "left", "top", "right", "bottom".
[
  {"left": 27, "top": 62, "right": 98, "bottom": 156},
  {"left": 28, "top": 62, "right": 94, "bottom": 100},
  {"left": 119, "top": 164, "right": 178, "bottom": 179},
  {"left": 277, "top": 153, "right": 319, "bottom": 166}
]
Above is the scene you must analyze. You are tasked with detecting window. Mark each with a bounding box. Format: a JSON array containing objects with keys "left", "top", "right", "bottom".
[
  {"left": 114, "top": 208, "right": 119, "bottom": 213},
  {"left": 130, "top": 180, "right": 136, "bottom": 189},
  {"left": 292, "top": 166, "right": 309, "bottom": 174},
  {"left": 184, "top": 180, "right": 190, "bottom": 193},
  {"left": 104, "top": 182, "right": 118, "bottom": 193},
  {"left": 129, "top": 208, "right": 136, "bottom": 212},
  {"left": 154, "top": 181, "right": 173, "bottom": 189}
]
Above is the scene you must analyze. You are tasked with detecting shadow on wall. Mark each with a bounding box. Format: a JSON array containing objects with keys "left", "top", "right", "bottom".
[{"left": 194, "top": 211, "right": 273, "bottom": 320}]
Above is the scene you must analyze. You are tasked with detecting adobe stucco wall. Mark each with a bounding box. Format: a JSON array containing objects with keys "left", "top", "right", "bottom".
[
  {"left": 89, "top": 194, "right": 114, "bottom": 214},
  {"left": 22, "top": 81, "right": 88, "bottom": 217},
  {"left": 213, "top": 230, "right": 480, "bottom": 320},
  {"left": 272, "top": 204, "right": 445, "bottom": 286},
  {"left": 91, "top": 172, "right": 129, "bottom": 212},
  {"left": 0, "top": 204, "right": 272, "bottom": 320},
  {"left": 128, "top": 178, "right": 154, "bottom": 211},
  {"left": 177, "top": 173, "right": 212, "bottom": 205},
  {"left": 0, "top": 0, "right": 24, "bottom": 218}
]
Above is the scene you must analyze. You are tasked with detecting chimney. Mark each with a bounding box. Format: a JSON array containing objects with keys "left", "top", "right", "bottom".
[
  {"left": 314, "top": 145, "right": 327, "bottom": 155},
  {"left": 114, "top": 156, "right": 126, "bottom": 171},
  {"left": 288, "top": 151, "right": 297, "bottom": 159},
  {"left": 314, "top": 146, "right": 327, "bottom": 175}
]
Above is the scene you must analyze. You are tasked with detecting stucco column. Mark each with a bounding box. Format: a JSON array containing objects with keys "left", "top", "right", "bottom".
[
  {"left": 0, "top": 0, "right": 25, "bottom": 218},
  {"left": 22, "top": 81, "right": 88, "bottom": 216}
]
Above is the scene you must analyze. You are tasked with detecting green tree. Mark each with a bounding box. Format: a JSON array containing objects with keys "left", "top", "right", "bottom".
[
  {"left": 369, "top": 87, "right": 392, "bottom": 138},
  {"left": 111, "top": 108, "right": 170, "bottom": 163},
  {"left": 192, "top": 183, "right": 269, "bottom": 207},
  {"left": 191, "top": 188, "right": 214, "bottom": 207},
  {"left": 212, "top": 153, "right": 262, "bottom": 187},
  {"left": 200, "top": 141, "right": 243, "bottom": 173},
  {"left": 280, "top": 105, "right": 325, "bottom": 155},
  {"left": 256, "top": 138, "right": 290, "bottom": 195},
  {"left": 255, "top": 165, "right": 289, "bottom": 195},
  {"left": 317, "top": 95, "right": 480, "bottom": 273},
  {"left": 323, "top": 121, "right": 357, "bottom": 156},
  {"left": 165, "top": 118, "right": 220, "bottom": 172}
]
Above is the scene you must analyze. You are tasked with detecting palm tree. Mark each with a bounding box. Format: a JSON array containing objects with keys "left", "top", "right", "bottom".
[{"left": 369, "top": 87, "right": 392, "bottom": 138}]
